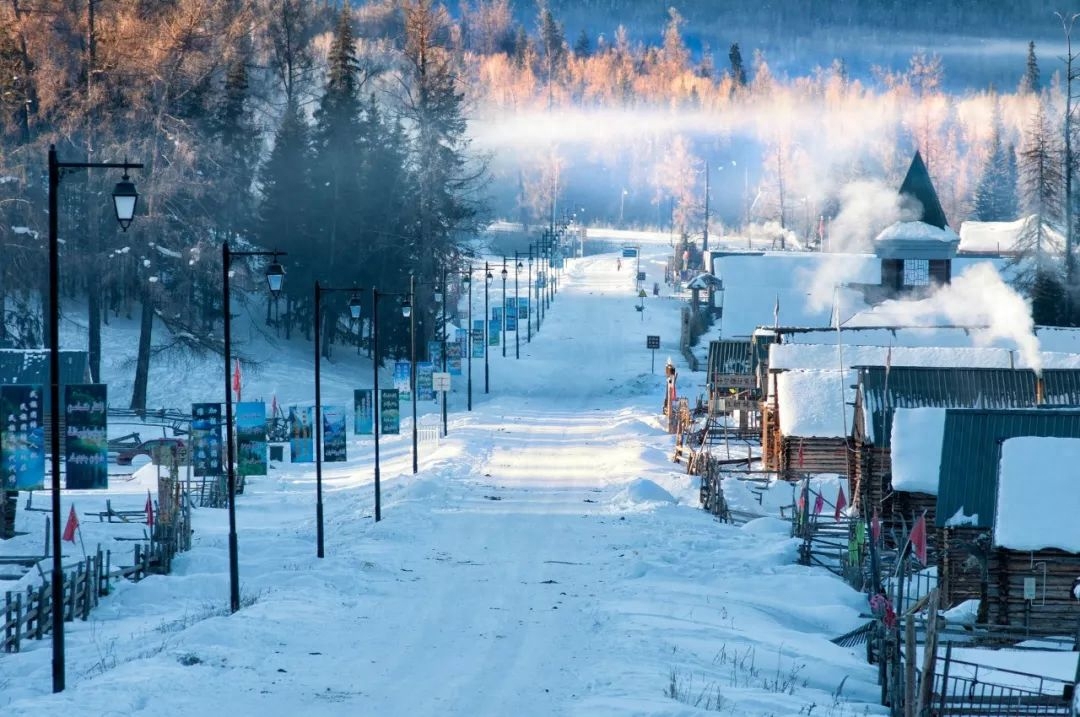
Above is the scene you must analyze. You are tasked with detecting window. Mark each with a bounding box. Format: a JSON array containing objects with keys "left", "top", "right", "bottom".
[{"left": 903, "top": 259, "right": 929, "bottom": 287}]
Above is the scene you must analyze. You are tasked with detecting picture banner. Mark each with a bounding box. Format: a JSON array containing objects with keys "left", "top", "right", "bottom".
[
  {"left": 517, "top": 297, "right": 529, "bottom": 319},
  {"left": 504, "top": 299, "right": 518, "bottom": 331},
  {"left": 416, "top": 362, "right": 435, "bottom": 402},
  {"left": 191, "top": 402, "right": 223, "bottom": 477},
  {"left": 322, "top": 406, "right": 347, "bottom": 462},
  {"left": 2, "top": 385, "right": 44, "bottom": 491},
  {"left": 65, "top": 384, "right": 108, "bottom": 490},
  {"left": 380, "top": 389, "right": 400, "bottom": 435},
  {"left": 447, "top": 341, "right": 462, "bottom": 376},
  {"left": 472, "top": 321, "right": 485, "bottom": 358},
  {"left": 289, "top": 406, "right": 314, "bottom": 463},
  {"left": 488, "top": 318, "right": 500, "bottom": 346},
  {"left": 354, "top": 389, "right": 374, "bottom": 435},
  {"left": 428, "top": 340, "right": 443, "bottom": 368},
  {"left": 236, "top": 401, "right": 267, "bottom": 477},
  {"left": 393, "top": 361, "right": 412, "bottom": 400}
]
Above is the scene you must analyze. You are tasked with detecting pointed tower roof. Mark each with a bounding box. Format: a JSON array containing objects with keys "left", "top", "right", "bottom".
[{"left": 898, "top": 151, "right": 949, "bottom": 229}]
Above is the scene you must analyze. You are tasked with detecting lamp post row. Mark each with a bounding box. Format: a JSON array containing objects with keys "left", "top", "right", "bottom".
[{"left": 45, "top": 142, "right": 565, "bottom": 695}]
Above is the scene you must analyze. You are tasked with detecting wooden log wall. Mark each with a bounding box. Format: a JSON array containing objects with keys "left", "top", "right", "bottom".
[
  {"left": 987, "top": 548, "right": 1080, "bottom": 635},
  {"left": 940, "top": 527, "right": 995, "bottom": 614},
  {"left": 761, "top": 404, "right": 780, "bottom": 471},
  {"left": 852, "top": 443, "right": 890, "bottom": 516},
  {"left": 779, "top": 436, "right": 852, "bottom": 478},
  {"left": 888, "top": 491, "right": 939, "bottom": 554}
]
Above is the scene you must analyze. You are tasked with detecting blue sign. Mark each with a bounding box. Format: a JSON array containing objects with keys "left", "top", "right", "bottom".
[
  {"left": 289, "top": 406, "right": 314, "bottom": 463},
  {"left": 354, "top": 389, "right": 374, "bottom": 435},
  {"left": 622, "top": 247, "right": 638, "bottom": 258},
  {"left": 2, "top": 385, "right": 44, "bottom": 491}
]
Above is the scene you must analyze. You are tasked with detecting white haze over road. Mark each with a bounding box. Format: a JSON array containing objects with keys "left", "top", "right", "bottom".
[{"left": 3, "top": 245, "right": 885, "bottom": 716}]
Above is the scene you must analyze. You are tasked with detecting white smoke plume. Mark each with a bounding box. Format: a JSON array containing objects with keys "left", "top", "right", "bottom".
[{"left": 825, "top": 180, "right": 918, "bottom": 254}]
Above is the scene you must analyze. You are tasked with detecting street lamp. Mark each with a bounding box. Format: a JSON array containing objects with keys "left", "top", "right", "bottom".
[
  {"left": 439, "top": 266, "right": 448, "bottom": 437},
  {"left": 371, "top": 287, "right": 409, "bottom": 522},
  {"left": 47, "top": 144, "right": 143, "bottom": 693},
  {"left": 223, "top": 243, "right": 286, "bottom": 612},
  {"left": 526, "top": 246, "right": 534, "bottom": 343},
  {"left": 407, "top": 276, "right": 417, "bottom": 473},
  {"left": 313, "top": 282, "right": 364, "bottom": 558},
  {"left": 513, "top": 253, "right": 522, "bottom": 359},
  {"left": 484, "top": 263, "right": 492, "bottom": 394},
  {"left": 461, "top": 268, "right": 474, "bottom": 410},
  {"left": 500, "top": 259, "right": 508, "bottom": 358}
]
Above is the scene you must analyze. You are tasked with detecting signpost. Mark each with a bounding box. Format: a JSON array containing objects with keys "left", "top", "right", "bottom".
[
  {"left": 636, "top": 289, "right": 647, "bottom": 320},
  {"left": 646, "top": 335, "right": 660, "bottom": 373}
]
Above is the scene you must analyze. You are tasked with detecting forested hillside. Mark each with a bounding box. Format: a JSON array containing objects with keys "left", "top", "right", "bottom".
[{"left": 0, "top": 0, "right": 1073, "bottom": 403}]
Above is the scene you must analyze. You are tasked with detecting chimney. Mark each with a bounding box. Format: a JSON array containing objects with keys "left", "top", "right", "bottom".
[{"left": 1036, "top": 375, "right": 1045, "bottom": 405}]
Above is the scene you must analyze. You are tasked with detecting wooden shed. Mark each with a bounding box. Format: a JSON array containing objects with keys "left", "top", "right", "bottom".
[
  {"left": 765, "top": 368, "right": 856, "bottom": 477},
  {"left": 934, "top": 408, "right": 1080, "bottom": 627}
]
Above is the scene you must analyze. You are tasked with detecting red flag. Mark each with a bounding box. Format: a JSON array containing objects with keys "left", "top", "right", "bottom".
[
  {"left": 813, "top": 492, "right": 824, "bottom": 515},
  {"left": 145, "top": 491, "right": 154, "bottom": 529},
  {"left": 232, "top": 358, "right": 242, "bottom": 401},
  {"left": 271, "top": 394, "right": 279, "bottom": 418},
  {"left": 62, "top": 504, "right": 79, "bottom": 543},
  {"left": 797, "top": 441, "right": 805, "bottom": 468},
  {"left": 870, "top": 509, "right": 881, "bottom": 543},
  {"left": 909, "top": 513, "right": 928, "bottom": 566},
  {"left": 834, "top": 486, "right": 847, "bottom": 521}
]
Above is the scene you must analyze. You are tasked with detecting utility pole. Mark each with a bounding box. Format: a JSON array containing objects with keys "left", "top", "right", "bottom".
[{"left": 703, "top": 159, "right": 710, "bottom": 255}]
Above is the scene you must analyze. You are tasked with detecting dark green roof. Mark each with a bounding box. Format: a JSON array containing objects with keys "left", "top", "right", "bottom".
[
  {"left": 859, "top": 367, "right": 1080, "bottom": 447},
  {"left": 0, "top": 350, "right": 91, "bottom": 406},
  {"left": 706, "top": 339, "right": 753, "bottom": 377},
  {"left": 898, "top": 151, "right": 949, "bottom": 229},
  {"left": 936, "top": 408, "right": 1080, "bottom": 529}
]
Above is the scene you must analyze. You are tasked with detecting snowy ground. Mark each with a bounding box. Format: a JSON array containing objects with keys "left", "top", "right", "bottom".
[{"left": 3, "top": 244, "right": 885, "bottom": 715}]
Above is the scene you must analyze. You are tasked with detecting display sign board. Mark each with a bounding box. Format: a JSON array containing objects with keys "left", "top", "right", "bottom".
[
  {"left": 432, "top": 372, "right": 451, "bottom": 393},
  {"left": 380, "top": 389, "right": 400, "bottom": 434},
  {"left": 354, "top": 389, "right": 374, "bottom": 435},
  {"left": 322, "top": 405, "right": 347, "bottom": 462},
  {"left": 65, "top": 384, "right": 108, "bottom": 489},
  {"left": 191, "top": 402, "right": 223, "bottom": 477},
  {"left": 646, "top": 335, "right": 660, "bottom": 349},
  {"left": 622, "top": 247, "right": 638, "bottom": 258},
  {"left": 712, "top": 374, "right": 756, "bottom": 389},
  {"left": 236, "top": 401, "right": 267, "bottom": 476}
]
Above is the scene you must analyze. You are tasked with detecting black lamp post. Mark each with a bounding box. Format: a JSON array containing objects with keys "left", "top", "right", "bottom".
[
  {"left": 408, "top": 275, "right": 417, "bottom": 473},
  {"left": 526, "top": 246, "right": 533, "bottom": 343},
  {"left": 313, "top": 282, "right": 363, "bottom": 558},
  {"left": 513, "top": 252, "right": 522, "bottom": 359},
  {"left": 500, "top": 259, "right": 508, "bottom": 358},
  {"left": 47, "top": 145, "right": 142, "bottom": 693},
  {"left": 223, "top": 244, "right": 285, "bottom": 612},
  {"left": 462, "top": 268, "right": 474, "bottom": 410},
  {"left": 439, "top": 266, "right": 448, "bottom": 437},
  {"left": 371, "top": 287, "right": 409, "bottom": 522},
  {"left": 484, "top": 262, "right": 492, "bottom": 394}
]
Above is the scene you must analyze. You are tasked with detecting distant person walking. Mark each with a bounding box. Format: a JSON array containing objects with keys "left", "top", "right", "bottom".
[
  {"left": 663, "top": 359, "right": 678, "bottom": 414},
  {"left": 616, "top": 257, "right": 622, "bottom": 271}
]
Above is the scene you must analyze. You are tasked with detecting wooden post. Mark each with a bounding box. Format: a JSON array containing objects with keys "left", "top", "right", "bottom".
[
  {"left": 916, "top": 588, "right": 940, "bottom": 716},
  {"left": 904, "top": 605, "right": 917, "bottom": 717}
]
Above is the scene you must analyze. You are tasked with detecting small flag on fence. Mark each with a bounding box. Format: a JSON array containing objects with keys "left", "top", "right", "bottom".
[
  {"left": 145, "top": 491, "right": 155, "bottom": 529},
  {"left": 813, "top": 492, "right": 824, "bottom": 515},
  {"left": 62, "top": 504, "right": 79, "bottom": 543},
  {"left": 870, "top": 509, "right": 881, "bottom": 543},
  {"left": 834, "top": 486, "right": 847, "bottom": 521},
  {"left": 909, "top": 513, "right": 928, "bottom": 566}
]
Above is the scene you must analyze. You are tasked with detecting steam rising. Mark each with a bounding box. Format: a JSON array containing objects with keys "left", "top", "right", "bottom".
[
  {"left": 852, "top": 263, "right": 1043, "bottom": 374},
  {"left": 826, "top": 180, "right": 917, "bottom": 254}
]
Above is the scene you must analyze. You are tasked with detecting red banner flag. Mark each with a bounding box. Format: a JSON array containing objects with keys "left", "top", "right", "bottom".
[
  {"left": 813, "top": 492, "right": 824, "bottom": 515},
  {"left": 909, "top": 513, "right": 928, "bottom": 566},
  {"left": 870, "top": 509, "right": 881, "bottom": 543},
  {"left": 834, "top": 486, "right": 847, "bottom": 521},
  {"left": 271, "top": 394, "right": 278, "bottom": 418},
  {"left": 62, "top": 504, "right": 79, "bottom": 543},
  {"left": 145, "top": 491, "right": 154, "bottom": 529},
  {"left": 232, "top": 358, "right": 242, "bottom": 401}
]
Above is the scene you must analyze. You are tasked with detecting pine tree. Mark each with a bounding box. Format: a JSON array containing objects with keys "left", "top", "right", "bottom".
[
  {"left": 1031, "top": 266, "right": 1065, "bottom": 325},
  {"left": 973, "top": 102, "right": 1019, "bottom": 221},
  {"left": 573, "top": 29, "right": 591, "bottom": 59},
  {"left": 728, "top": 43, "right": 746, "bottom": 87},
  {"left": 1021, "top": 40, "right": 1041, "bottom": 95},
  {"left": 402, "top": 0, "right": 488, "bottom": 350},
  {"left": 1013, "top": 98, "right": 1065, "bottom": 303}
]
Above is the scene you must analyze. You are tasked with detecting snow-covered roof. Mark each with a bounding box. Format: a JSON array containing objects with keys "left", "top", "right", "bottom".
[
  {"left": 769, "top": 343, "right": 1080, "bottom": 372},
  {"left": 958, "top": 215, "right": 1064, "bottom": 255},
  {"left": 713, "top": 252, "right": 876, "bottom": 335},
  {"left": 776, "top": 369, "right": 856, "bottom": 438},
  {"left": 875, "top": 220, "right": 960, "bottom": 245},
  {"left": 890, "top": 408, "right": 946, "bottom": 494},
  {"left": 995, "top": 437, "right": 1080, "bottom": 551}
]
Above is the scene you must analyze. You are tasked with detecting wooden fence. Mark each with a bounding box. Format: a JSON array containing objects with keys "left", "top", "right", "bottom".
[{"left": 3, "top": 487, "right": 190, "bottom": 655}]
